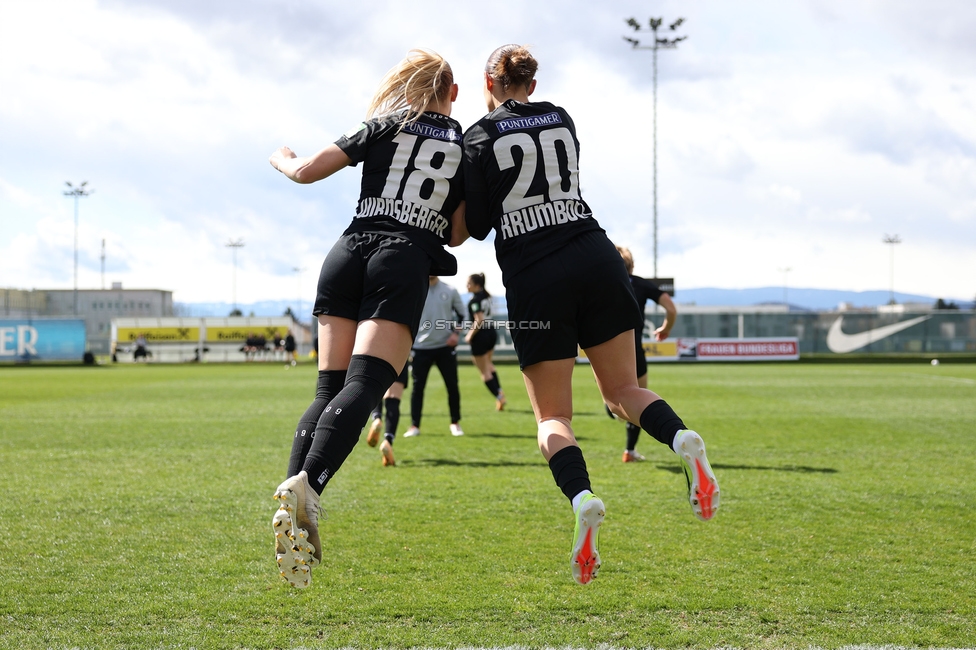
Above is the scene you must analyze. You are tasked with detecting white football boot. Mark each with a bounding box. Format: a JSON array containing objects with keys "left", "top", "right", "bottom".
[
  {"left": 673, "top": 430, "right": 720, "bottom": 521},
  {"left": 272, "top": 470, "right": 321, "bottom": 588}
]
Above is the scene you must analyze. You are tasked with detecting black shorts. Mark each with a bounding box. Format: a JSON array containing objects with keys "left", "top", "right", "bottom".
[
  {"left": 312, "top": 232, "right": 431, "bottom": 339},
  {"left": 505, "top": 230, "right": 641, "bottom": 369},
  {"left": 469, "top": 328, "right": 497, "bottom": 357},
  {"left": 395, "top": 362, "right": 409, "bottom": 387}
]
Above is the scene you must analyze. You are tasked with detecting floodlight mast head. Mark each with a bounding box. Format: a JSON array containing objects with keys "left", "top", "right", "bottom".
[
  {"left": 63, "top": 180, "right": 92, "bottom": 198},
  {"left": 657, "top": 35, "right": 687, "bottom": 49}
]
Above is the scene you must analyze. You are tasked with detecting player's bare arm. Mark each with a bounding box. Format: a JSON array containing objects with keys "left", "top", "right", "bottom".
[
  {"left": 653, "top": 293, "right": 677, "bottom": 341},
  {"left": 270, "top": 144, "right": 352, "bottom": 184}
]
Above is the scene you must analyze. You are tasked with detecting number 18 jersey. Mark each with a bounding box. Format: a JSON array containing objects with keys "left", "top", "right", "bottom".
[
  {"left": 336, "top": 110, "right": 464, "bottom": 276},
  {"left": 462, "top": 99, "right": 603, "bottom": 282}
]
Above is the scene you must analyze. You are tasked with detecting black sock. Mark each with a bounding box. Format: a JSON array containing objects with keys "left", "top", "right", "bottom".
[
  {"left": 639, "top": 400, "right": 686, "bottom": 449},
  {"left": 484, "top": 373, "right": 501, "bottom": 397},
  {"left": 547, "top": 446, "right": 592, "bottom": 503},
  {"left": 370, "top": 398, "right": 383, "bottom": 422},
  {"left": 302, "top": 355, "right": 398, "bottom": 493},
  {"left": 384, "top": 396, "right": 401, "bottom": 438},
  {"left": 625, "top": 422, "right": 641, "bottom": 451},
  {"left": 384, "top": 432, "right": 395, "bottom": 445},
  {"left": 286, "top": 369, "right": 347, "bottom": 478}
]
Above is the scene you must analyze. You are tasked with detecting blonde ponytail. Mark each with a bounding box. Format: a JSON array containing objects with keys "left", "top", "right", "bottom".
[{"left": 367, "top": 49, "right": 454, "bottom": 126}]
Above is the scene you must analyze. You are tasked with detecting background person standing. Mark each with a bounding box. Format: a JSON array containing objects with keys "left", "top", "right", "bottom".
[
  {"left": 405, "top": 276, "right": 466, "bottom": 438},
  {"left": 366, "top": 363, "right": 409, "bottom": 467},
  {"left": 284, "top": 329, "right": 298, "bottom": 367},
  {"left": 464, "top": 272, "right": 506, "bottom": 410}
]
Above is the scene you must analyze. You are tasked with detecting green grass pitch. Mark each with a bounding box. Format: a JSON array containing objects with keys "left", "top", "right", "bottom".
[{"left": 1, "top": 360, "right": 974, "bottom": 649}]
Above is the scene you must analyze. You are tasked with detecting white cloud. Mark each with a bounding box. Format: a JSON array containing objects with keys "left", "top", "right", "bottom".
[
  {"left": 805, "top": 205, "right": 872, "bottom": 224},
  {"left": 758, "top": 184, "right": 803, "bottom": 204},
  {"left": 1, "top": 0, "right": 974, "bottom": 304}
]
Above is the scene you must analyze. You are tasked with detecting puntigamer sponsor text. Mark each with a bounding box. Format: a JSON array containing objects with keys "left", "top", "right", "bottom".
[{"left": 496, "top": 112, "right": 563, "bottom": 133}]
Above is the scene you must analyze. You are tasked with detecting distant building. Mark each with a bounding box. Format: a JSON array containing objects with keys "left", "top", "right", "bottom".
[{"left": 1, "top": 285, "right": 173, "bottom": 355}]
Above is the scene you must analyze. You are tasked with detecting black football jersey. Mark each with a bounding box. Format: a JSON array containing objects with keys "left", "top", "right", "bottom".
[
  {"left": 462, "top": 99, "right": 603, "bottom": 282},
  {"left": 467, "top": 289, "right": 492, "bottom": 321},
  {"left": 336, "top": 111, "right": 464, "bottom": 275},
  {"left": 630, "top": 275, "right": 664, "bottom": 323}
]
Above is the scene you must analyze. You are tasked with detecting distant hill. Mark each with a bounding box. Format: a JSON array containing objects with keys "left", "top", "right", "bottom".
[
  {"left": 176, "top": 288, "right": 971, "bottom": 317},
  {"left": 674, "top": 287, "right": 970, "bottom": 311},
  {"left": 174, "top": 300, "right": 304, "bottom": 319}
]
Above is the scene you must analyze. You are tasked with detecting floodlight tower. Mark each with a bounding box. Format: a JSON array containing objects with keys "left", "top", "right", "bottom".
[
  {"left": 623, "top": 16, "right": 687, "bottom": 280},
  {"left": 292, "top": 266, "right": 306, "bottom": 324},
  {"left": 778, "top": 267, "right": 792, "bottom": 307},
  {"left": 63, "top": 181, "right": 93, "bottom": 314},
  {"left": 226, "top": 238, "right": 245, "bottom": 313},
  {"left": 882, "top": 234, "right": 901, "bottom": 304}
]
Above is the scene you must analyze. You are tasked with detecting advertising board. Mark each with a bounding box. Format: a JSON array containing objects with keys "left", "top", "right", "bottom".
[
  {"left": 678, "top": 337, "right": 799, "bottom": 361},
  {"left": 0, "top": 319, "right": 86, "bottom": 362}
]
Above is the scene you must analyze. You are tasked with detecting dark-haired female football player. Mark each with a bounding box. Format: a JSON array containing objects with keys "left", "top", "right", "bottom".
[
  {"left": 612, "top": 245, "right": 678, "bottom": 463},
  {"left": 365, "top": 363, "right": 409, "bottom": 468},
  {"left": 268, "top": 48, "right": 466, "bottom": 588},
  {"left": 460, "top": 44, "right": 719, "bottom": 585},
  {"left": 464, "top": 272, "right": 506, "bottom": 410}
]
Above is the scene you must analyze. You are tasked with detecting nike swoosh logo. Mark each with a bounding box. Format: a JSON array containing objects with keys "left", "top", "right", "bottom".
[{"left": 826, "top": 315, "right": 931, "bottom": 353}]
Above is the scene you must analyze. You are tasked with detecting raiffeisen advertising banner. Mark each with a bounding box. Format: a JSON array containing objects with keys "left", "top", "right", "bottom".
[{"left": 0, "top": 319, "right": 86, "bottom": 362}]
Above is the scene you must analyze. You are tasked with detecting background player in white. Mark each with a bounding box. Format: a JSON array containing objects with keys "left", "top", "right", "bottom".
[
  {"left": 268, "top": 49, "right": 466, "bottom": 588},
  {"left": 460, "top": 44, "right": 719, "bottom": 585},
  {"left": 404, "top": 276, "right": 466, "bottom": 438}
]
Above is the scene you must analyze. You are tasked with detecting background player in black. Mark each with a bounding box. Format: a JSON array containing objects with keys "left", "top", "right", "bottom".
[
  {"left": 268, "top": 49, "right": 466, "bottom": 588},
  {"left": 460, "top": 45, "right": 719, "bottom": 585},
  {"left": 464, "top": 272, "right": 506, "bottom": 410},
  {"left": 613, "top": 245, "right": 678, "bottom": 463},
  {"left": 284, "top": 329, "right": 298, "bottom": 367},
  {"left": 366, "top": 363, "right": 409, "bottom": 467}
]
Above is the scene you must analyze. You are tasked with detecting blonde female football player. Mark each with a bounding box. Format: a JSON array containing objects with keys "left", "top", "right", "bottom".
[
  {"left": 269, "top": 48, "right": 466, "bottom": 588},
  {"left": 459, "top": 44, "right": 719, "bottom": 585}
]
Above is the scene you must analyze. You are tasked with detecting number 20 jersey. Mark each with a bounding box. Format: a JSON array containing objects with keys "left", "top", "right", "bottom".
[
  {"left": 462, "top": 99, "right": 603, "bottom": 282},
  {"left": 336, "top": 110, "right": 464, "bottom": 276}
]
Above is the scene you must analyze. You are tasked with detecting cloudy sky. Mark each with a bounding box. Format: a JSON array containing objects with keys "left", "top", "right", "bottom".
[{"left": 1, "top": 0, "right": 974, "bottom": 309}]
